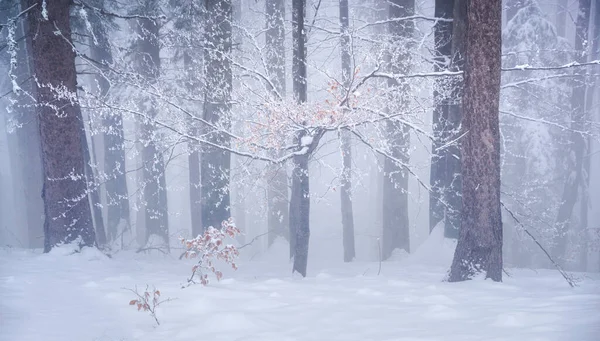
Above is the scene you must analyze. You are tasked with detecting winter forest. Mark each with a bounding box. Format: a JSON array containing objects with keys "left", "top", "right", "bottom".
[{"left": 0, "top": 0, "right": 599, "bottom": 340}]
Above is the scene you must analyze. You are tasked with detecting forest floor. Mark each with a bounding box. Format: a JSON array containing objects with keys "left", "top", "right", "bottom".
[{"left": 1, "top": 228, "right": 599, "bottom": 341}]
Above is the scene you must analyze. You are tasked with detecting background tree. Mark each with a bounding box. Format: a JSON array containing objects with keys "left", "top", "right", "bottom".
[
  {"left": 339, "top": 0, "right": 356, "bottom": 262},
  {"left": 448, "top": 0, "right": 503, "bottom": 282},
  {"left": 381, "top": 0, "right": 414, "bottom": 260},
  {"left": 265, "top": 0, "right": 289, "bottom": 246},
  {"left": 201, "top": 0, "right": 233, "bottom": 232},
  {"left": 132, "top": 0, "right": 170, "bottom": 247}
]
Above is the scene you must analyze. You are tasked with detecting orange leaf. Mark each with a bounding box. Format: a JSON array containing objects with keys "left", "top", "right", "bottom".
[{"left": 129, "top": 300, "right": 137, "bottom": 306}]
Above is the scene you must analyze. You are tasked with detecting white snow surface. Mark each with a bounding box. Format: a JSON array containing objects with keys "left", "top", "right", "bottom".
[{"left": 1, "top": 228, "right": 599, "bottom": 341}]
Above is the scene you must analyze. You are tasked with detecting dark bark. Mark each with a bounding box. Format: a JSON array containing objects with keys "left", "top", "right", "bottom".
[
  {"left": 290, "top": 0, "right": 312, "bottom": 276},
  {"left": 448, "top": 0, "right": 503, "bottom": 282},
  {"left": 382, "top": 0, "right": 413, "bottom": 260},
  {"left": 90, "top": 8, "right": 130, "bottom": 243},
  {"left": 24, "top": 0, "right": 95, "bottom": 251},
  {"left": 339, "top": 0, "right": 356, "bottom": 262},
  {"left": 553, "top": 0, "right": 591, "bottom": 263},
  {"left": 201, "top": 0, "right": 232, "bottom": 231},
  {"left": 134, "top": 5, "right": 169, "bottom": 246},
  {"left": 265, "top": 0, "right": 289, "bottom": 246},
  {"left": 430, "top": 0, "right": 462, "bottom": 239}
]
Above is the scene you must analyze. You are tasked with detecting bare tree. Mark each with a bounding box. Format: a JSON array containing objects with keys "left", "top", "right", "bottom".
[
  {"left": 23, "top": 0, "right": 95, "bottom": 251},
  {"left": 553, "top": 0, "right": 591, "bottom": 263},
  {"left": 339, "top": 0, "right": 356, "bottom": 262},
  {"left": 133, "top": 1, "right": 169, "bottom": 247},
  {"left": 448, "top": 0, "right": 503, "bottom": 282},
  {"left": 430, "top": 0, "right": 462, "bottom": 238},
  {"left": 201, "top": 0, "right": 232, "bottom": 231},
  {"left": 265, "top": 0, "right": 289, "bottom": 246},
  {"left": 88, "top": 2, "right": 130, "bottom": 243},
  {"left": 381, "top": 0, "right": 413, "bottom": 260}
]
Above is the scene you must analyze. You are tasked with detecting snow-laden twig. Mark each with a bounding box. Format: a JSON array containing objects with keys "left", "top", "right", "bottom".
[{"left": 501, "top": 202, "right": 576, "bottom": 288}]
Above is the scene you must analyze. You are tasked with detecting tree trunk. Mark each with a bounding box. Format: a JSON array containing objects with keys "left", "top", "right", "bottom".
[
  {"left": 201, "top": 0, "right": 232, "bottom": 231},
  {"left": 24, "top": 0, "right": 95, "bottom": 251},
  {"left": 339, "top": 0, "right": 356, "bottom": 262},
  {"left": 448, "top": 0, "right": 503, "bottom": 282},
  {"left": 90, "top": 8, "right": 130, "bottom": 243},
  {"left": 12, "top": 3, "right": 45, "bottom": 248},
  {"left": 183, "top": 50, "right": 204, "bottom": 238},
  {"left": 134, "top": 6, "right": 169, "bottom": 247},
  {"left": 81, "top": 123, "right": 107, "bottom": 246},
  {"left": 265, "top": 0, "right": 290, "bottom": 246},
  {"left": 381, "top": 0, "right": 413, "bottom": 260},
  {"left": 290, "top": 0, "right": 312, "bottom": 276},
  {"left": 555, "top": 0, "right": 569, "bottom": 37},
  {"left": 430, "top": 0, "right": 462, "bottom": 238},
  {"left": 552, "top": 0, "right": 591, "bottom": 264}
]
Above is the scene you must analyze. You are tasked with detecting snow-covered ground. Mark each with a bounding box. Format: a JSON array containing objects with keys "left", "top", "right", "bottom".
[{"left": 1, "top": 229, "right": 599, "bottom": 341}]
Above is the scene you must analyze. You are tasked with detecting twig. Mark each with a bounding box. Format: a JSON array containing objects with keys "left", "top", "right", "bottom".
[
  {"left": 501, "top": 202, "right": 576, "bottom": 287},
  {"left": 377, "top": 238, "right": 382, "bottom": 276},
  {"left": 136, "top": 246, "right": 168, "bottom": 255}
]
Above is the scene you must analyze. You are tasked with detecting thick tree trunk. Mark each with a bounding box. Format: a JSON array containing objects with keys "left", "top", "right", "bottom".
[
  {"left": 381, "top": 0, "right": 413, "bottom": 260},
  {"left": 134, "top": 8, "right": 169, "bottom": 247},
  {"left": 430, "top": 0, "right": 462, "bottom": 238},
  {"left": 24, "top": 0, "right": 95, "bottom": 251},
  {"left": 448, "top": 0, "right": 503, "bottom": 282},
  {"left": 552, "top": 0, "right": 591, "bottom": 263},
  {"left": 265, "top": 0, "right": 290, "bottom": 246},
  {"left": 90, "top": 10, "right": 130, "bottom": 243},
  {"left": 201, "top": 0, "right": 232, "bottom": 231},
  {"left": 339, "top": 0, "right": 356, "bottom": 262}
]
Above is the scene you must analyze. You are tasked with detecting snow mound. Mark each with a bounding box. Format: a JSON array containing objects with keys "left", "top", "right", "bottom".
[{"left": 408, "top": 221, "right": 457, "bottom": 267}]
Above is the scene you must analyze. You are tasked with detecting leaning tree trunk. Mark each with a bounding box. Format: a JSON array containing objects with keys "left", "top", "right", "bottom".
[
  {"left": 381, "top": 0, "right": 413, "bottom": 260},
  {"left": 265, "top": 0, "right": 290, "bottom": 246},
  {"left": 448, "top": 0, "right": 503, "bottom": 282},
  {"left": 90, "top": 6, "right": 130, "bottom": 243},
  {"left": 430, "top": 0, "right": 462, "bottom": 238},
  {"left": 338, "top": 0, "right": 356, "bottom": 262},
  {"left": 201, "top": 0, "right": 232, "bottom": 231},
  {"left": 24, "top": 0, "right": 95, "bottom": 252},
  {"left": 552, "top": 0, "right": 591, "bottom": 264},
  {"left": 134, "top": 6, "right": 170, "bottom": 247}
]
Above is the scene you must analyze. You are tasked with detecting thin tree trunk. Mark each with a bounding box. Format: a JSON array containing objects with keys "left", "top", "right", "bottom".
[
  {"left": 290, "top": 0, "right": 311, "bottom": 276},
  {"left": 555, "top": 0, "right": 569, "bottom": 37},
  {"left": 552, "top": 0, "right": 591, "bottom": 263},
  {"left": 81, "top": 123, "right": 107, "bottom": 246},
  {"left": 13, "top": 3, "right": 44, "bottom": 248},
  {"left": 431, "top": 0, "right": 461, "bottom": 238},
  {"left": 382, "top": 0, "right": 413, "bottom": 260},
  {"left": 448, "top": 0, "right": 503, "bottom": 282},
  {"left": 184, "top": 50, "right": 203, "bottom": 238},
  {"left": 339, "top": 0, "right": 356, "bottom": 262},
  {"left": 90, "top": 8, "right": 130, "bottom": 243},
  {"left": 134, "top": 6, "right": 169, "bottom": 247},
  {"left": 578, "top": 0, "right": 598, "bottom": 271},
  {"left": 24, "top": 0, "right": 95, "bottom": 251},
  {"left": 201, "top": 0, "right": 232, "bottom": 231},
  {"left": 265, "top": 0, "right": 289, "bottom": 246}
]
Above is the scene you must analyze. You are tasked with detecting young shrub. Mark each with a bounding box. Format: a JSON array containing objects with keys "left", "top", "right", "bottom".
[{"left": 181, "top": 218, "right": 241, "bottom": 286}]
